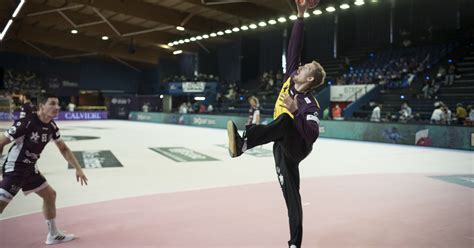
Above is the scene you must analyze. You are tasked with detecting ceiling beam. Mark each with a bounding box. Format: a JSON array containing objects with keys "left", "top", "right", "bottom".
[
  {"left": 13, "top": 24, "right": 161, "bottom": 64},
  {"left": 67, "top": 0, "right": 228, "bottom": 33},
  {"left": 23, "top": 3, "right": 181, "bottom": 45}
]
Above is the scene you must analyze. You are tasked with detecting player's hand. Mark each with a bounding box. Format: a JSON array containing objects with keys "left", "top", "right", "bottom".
[
  {"left": 279, "top": 93, "right": 299, "bottom": 114},
  {"left": 295, "top": 0, "right": 319, "bottom": 17},
  {"left": 76, "top": 169, "right": 88, "bottom": 186}
]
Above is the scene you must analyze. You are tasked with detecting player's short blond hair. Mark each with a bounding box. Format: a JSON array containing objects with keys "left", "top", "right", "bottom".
[{"left": 310, "top": 61, "right": 326, "bottom": 89}]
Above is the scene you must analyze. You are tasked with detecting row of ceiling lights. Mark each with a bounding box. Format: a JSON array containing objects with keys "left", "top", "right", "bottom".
[{"left": 167, "top": 0, "right": 377, "bottom": 49}]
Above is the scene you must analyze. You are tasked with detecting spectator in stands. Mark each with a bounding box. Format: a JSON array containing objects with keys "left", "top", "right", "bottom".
[
  {"left": 430, "top": 102, "right": 444, "bottom": 124},
  {"left": 67, "top": 101, "right": 76, "bottom": 112},
  {"left": 207, "top": 104, "right": 214, "bottom": 113},
  {"left": 199, "top": 103, "right": 207, "bottom": 113},
  {"left": 398, "top": 101, "right": 413, "bottom": 122},
  {"left": 178, "top": 102, "right": 187, "bottom": 114},
  {"left": 246, "top": 96, "right": 261, "bottom": 125},
  {"left": 466, "top": 105, "right": 474, "bottom": 126},
  {"left": 455, "top": 103, "right": 467, "bottom": 125},
  {"left": 332, "top": 104, "right": 342, "bottom": 120},
  {"left": 441, "top": 103, "right": 452, "bottom": 125},
  {"left": 370, "top": 103, "right": 382, "bottom": 122},
  {"left": 322, "top": 107, "right": 330, "bottom": 120},
  {"left": 141, "top": 102, "right": 149, "bottom": 112},
  {"left": 444, "top": 64, "right": 458, "bottom": 86}
]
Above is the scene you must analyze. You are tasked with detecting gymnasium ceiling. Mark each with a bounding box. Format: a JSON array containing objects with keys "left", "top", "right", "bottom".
[{"left": 0, "top": 0, "right": 346, "bottom": 69}]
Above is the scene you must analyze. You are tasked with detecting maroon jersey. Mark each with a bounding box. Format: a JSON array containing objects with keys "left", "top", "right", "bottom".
[{"left": 3, "top": 114, "right": 61, "bottom": 174}]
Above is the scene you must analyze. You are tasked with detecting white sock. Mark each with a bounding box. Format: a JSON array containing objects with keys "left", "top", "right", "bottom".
[
  {"left": 46, "top": 219, "right": 59, "bottom": 235},
  {"left": 242, "top": 140, "right": 247, "bottom": 152}
]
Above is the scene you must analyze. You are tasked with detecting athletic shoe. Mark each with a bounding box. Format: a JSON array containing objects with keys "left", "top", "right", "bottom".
[
  {"left": 45, "top": 231, "right": 75, "bottom": 245},
  {"left": 227, "top": 120, "right": 243, "bottom": 158}
]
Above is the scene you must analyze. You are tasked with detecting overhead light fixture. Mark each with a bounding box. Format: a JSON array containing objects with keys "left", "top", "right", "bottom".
[
  {"left": 102, "top": 35, "right": 109, "bottom": 40},
  {"left": 313, "top": 9, "right": 323, "bottom": 15},
  {"left": 249, "top": 24, "right": 257, "bottom": 29},
  {"left": 371, "top": 0, "right": 378, "bottom": 2},
  {"left": 203, "top": 34, "right": 209, "bottom": 39},
  {"left": 224, "top": 29, "right": 232, "bottom": 34},
  {"left": 304, "top": 13, "right": 310, "bottom": 18},
  {"left": 12, "top": 0, "right": 26, "bottom": 18},
  {"left": 340, "top": 4, "right": 350, "bottom": 9},
  {"left": 289, "top": 15, "right": 297, "bottom": 20},
  {"left": 210, "top": 32, "right": 217, "bottom": 37},
  {"left": 190, "top": 37, "right": 197, "bottom": 41},
  {"left": 194, "top": 96, "right": 206, "bottom": 101},
  {"left": 326, "top": 6, "right": 336, "bottom": 12},
  {"left": 167, "top": 42, "right": 174, "bottom": 46},
  {"left": 241, "top": 25, "right": 249, "bottom": 30},
  {"left": 176, "top": 26, "right": 185, "bottom": 31},
  {"left": 160, "top": 95, "right": 164, "bottom": 99},
  {"left": 1, "top": 0, "right": 26, "bottom": 41},
  {"left": 268, "top": 19, "right": 277, "bottom": 25},
  {"left": 196, "top": 36, "right": 203, "bottom": 40},
  {"left": 355, "top": 0, "right": 365, "bottom": 6},
  {"left": 178, "top": 40, "right": 184, "bottom": 44},
  {"left": 258, "top": 21, "right": 267, "bottom": 27},
  {"left": 278, "top": 17, "right": 287, "bottom": 23},
  {"left": 184, "top": 39, "right": 190, "bottom": 42},
  {"left": 232, "top": 27, "right": 240, "bottom": 32},
  {"left": 159, "top": 44, "right": 172, "bottom": 49},
  {"left": 217, "top": 31, "right": 224, "bottom": 35},
  {"left": 71, "top": 29, "right": 78, "bottom": 34},
  {"left": 0, "top": 19, "right": 13, "bottom": 41},
  {"left": 173, "top": 50, "right": 183, "bottom": 55},
  {"left": 173, "top": 41, "right": 179, "bottom": 45}
]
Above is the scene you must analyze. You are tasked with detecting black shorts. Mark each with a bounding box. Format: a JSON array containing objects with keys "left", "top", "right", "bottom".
[{"left": 0, "top": 170, "right": 48, "bottom": 203}]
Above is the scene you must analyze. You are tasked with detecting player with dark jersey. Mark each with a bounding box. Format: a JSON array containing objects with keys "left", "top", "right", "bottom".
[
  {"left": 19, "top": 93, "right": 36, "bottom": 119},
  {"left": 226, "top": 1, "right": 325, "bottom": 247},
  {"left": 0, "top": 93, "right": 88, "bottom": 245}
]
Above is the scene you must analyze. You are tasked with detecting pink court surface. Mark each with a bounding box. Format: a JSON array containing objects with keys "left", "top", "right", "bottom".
[{"left": 0, "top": 120, "right": 473, "bottom": 248}]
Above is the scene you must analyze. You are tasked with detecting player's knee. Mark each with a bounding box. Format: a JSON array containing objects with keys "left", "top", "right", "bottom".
[{"left": 43, "top": 188, "right": 57, "bottom": 202}]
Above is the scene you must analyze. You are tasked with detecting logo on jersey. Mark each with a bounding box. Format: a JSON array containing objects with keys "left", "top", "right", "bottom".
[
  {"left": 30, "top": 132, "right": 40, "bottom": 143},
  {"left": 7, "top": 126, "right": 16, "bottom": 135},
  {"left": 16, "top": 122, "right": 21, "bottom": 126}
]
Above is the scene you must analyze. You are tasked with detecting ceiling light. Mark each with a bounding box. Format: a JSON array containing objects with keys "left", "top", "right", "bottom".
[
  {"left": 12, "top": 0, "right": 25, "bottom": 18},
  {"left": 258, "top": 21, "right": 267, "bottom": 27},
  {"left": 71, "top": 29, "right": 78, "bottom": 34},
  {"left": 210, "top": 33, "right": 217, "bottom": 37},
  {"left": 232, "top": 27, "right": 240, "bottom": 32},
  {"left": 304, "top": 13, "right": 310, "bottom": 18},
  {"left": 326, "top": 6, "right": 336, "bottom": 12},
  {"left": 190, "top": 37, "right": 196, "bottom": 41},
  {"left": 289, "top": 15, "right": 297, "bottom": 20},
  {"left": 173, "top": 41, "right": 179, "bottom": 45},
  {"left": 224, "top": 29, "right": 232, "bottom": 34},
  {"left": 203, "top": 34, "right": 209, "bottom": 39},
  {"left": 196, "top": 36, "right": 203, "bottom": 40},
  {"left": 173, "top": 50, "right": 183, "bottom": 55},
  {"left": 101, "top": 35, "right": 109, "bottom": 40},
  {"left": 159, "top": 44, "right": 171, "bottom": 49},
  {"left": 355, "top": 0, "right": 365, "bottom": 6},
  {"left": 0, "top": 19, "right": 13, "bottom": 41},
  {"left": 178, "top": 40, "right": 184, "bottom": 44},
  {"left": 176, "top": 26, "right": 185, "bottom": 31},
  {"left": 340, "top": 4, "right": 350, "bottom": 9},
  {"left": 249, "top": 24, "right": 257, "bottom": 29},
  {"left": 313, "top": 9, "right": 323, "bottom": 15},
  {"left": 184, "top": 39, "right": 190, "bottom": 43},
  {"left": 167, "top": 42, "right": 174, "bottom": 46},
  {"left": 217, "top": 31, "right": 224, "bottom": 35},
  {"left": 268, "top": 19, "right": 277, "bottom": 25},
  {"left": 278, "top": 17, "right": 287, "bottom": 23},
  {"left": 241, "top": 25, "right": 249, "bottom": 30}
]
